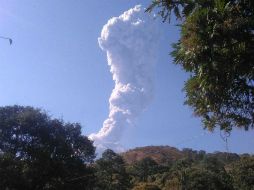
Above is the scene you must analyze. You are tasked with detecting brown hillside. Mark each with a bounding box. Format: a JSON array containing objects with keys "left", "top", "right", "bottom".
[{"left": 121, "top": 146, "right": 184, "bottom": 165}]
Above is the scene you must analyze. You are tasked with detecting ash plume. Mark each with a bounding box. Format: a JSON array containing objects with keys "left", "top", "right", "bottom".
[{"left": 89, "top": 5, "right": 159, "bottom": 152}]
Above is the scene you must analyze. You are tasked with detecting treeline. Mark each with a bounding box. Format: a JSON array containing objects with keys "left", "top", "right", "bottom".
[
  {"left": 0, "top": 106, "right": 253, "bottom": 190},
  {"left": 97, "top": 148, "right": 254, "bottom": 190}
]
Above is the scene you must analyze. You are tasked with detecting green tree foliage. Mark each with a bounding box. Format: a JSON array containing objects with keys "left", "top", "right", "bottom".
[
  {"left": 132, "top": 158, "right": 159, "bottom": 182},
  {"left": 123, "top": 146, "right": 254, "bottom": 189},
  {"left": 0, "top": 105, "right": 96, "bottom": 190},
  {"left": 0, "top": 153, "right": 28, "bottom": 189},
  {"left": 162, "top": 158, "right": 233, "bottom": 190},
  {"left": 133, "top": 183, "right": 161, "bottom": 190},
  {"left": 230, "top": 156, "right": 254, "bottom": 190},
  {"left": 95, "top": 149, "right": 131, "bottom": 190},
  {"left": 183, "top": 167, "right": 232, "bottom": 190},
  {"left": 147, "top": 0, "right": 254, "bottom": 132},
  {"left": 166, "top": 159, "right": 192, "bottom": 189},
  {"left": 0, "top": 105, "right": 253, "bottom": 189}
]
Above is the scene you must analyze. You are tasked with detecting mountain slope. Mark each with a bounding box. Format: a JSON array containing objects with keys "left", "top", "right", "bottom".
[
  {"left": 121, "top": 146, "right": 241, "bottom": 165},
  {"left": 121, "top": 146, "right": 184, "bottom": 165}
]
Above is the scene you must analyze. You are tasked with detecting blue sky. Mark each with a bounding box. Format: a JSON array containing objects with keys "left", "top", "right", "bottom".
[{"left": 0, "top": 0, "right": 253, "bottom": 154}]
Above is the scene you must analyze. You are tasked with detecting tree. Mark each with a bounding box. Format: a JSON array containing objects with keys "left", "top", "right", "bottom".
[
  {"left": 162, "top": 158, "right": 233, "bottom": 190},
  {"left": 183, "top": 167, "right": 232, "bottom": 190},
  {"left": 230, "top": 156, "right": 254, "bottom": 190},
  {"left": 168, "top": 159, "right": 192, "bottom": 190},
  {"left": 132, "top": 157, "right": 159, "bottom": 182},
  {"left": 133, "top": 183, "right": 161, "bottom": 190},
  {"left": 0, "top": 153, "right": 28, "bottom": 189},
  {"left": 147, "top": 0, "right": 254, "bottom": 132},
  {"left": 0, "top": 105, "right": 96, "bottom": 190},
  {"left": 95, "top": 149, "right": 131, "bottom": 190}
]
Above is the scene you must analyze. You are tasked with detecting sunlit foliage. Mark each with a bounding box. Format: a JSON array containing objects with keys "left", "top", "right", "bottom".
[{"left": 147, "top": 0, "right": 254, "bottom": 132}]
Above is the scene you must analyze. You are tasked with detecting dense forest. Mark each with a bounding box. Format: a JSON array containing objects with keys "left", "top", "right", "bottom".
[{"left": 0, "top": 106, "right": 253, "bottom": 190}]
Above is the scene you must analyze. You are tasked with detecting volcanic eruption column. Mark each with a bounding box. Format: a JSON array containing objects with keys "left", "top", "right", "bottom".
[{"left": 89, "top": 5, "right": 159, "bottom": 151}]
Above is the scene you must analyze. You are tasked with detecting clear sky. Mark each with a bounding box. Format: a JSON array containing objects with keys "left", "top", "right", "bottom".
[{"left": 0, "top": 0, "right": 253, "bottom": 154}]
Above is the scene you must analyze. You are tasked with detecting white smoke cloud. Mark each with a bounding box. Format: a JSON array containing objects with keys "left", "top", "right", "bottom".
[{"left": 89, "top": 5, "right": 159, "bottom": 152}]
